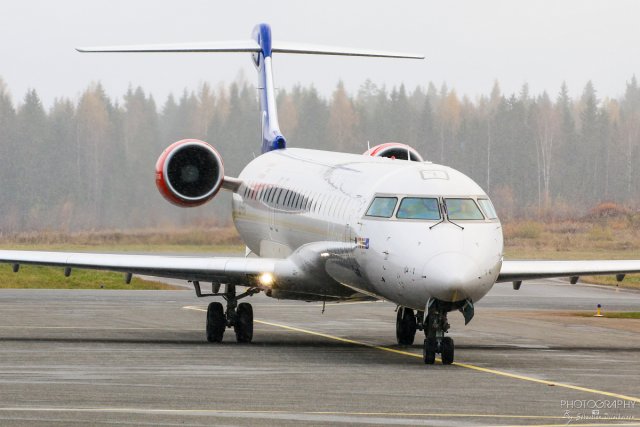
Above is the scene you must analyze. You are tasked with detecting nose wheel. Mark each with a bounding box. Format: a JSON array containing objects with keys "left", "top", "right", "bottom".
[
  {"left": 423, "top": 305, "right": 454, "bottom": 365},
  {"left": 424, "top": 336, "right": 454, "bottom": 365}
]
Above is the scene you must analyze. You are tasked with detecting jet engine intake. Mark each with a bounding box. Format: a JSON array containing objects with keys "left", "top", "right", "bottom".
[
  {"left": 155, "top": 139, "right": 224, "bottom": 207},
  {"left": 364, "top": 142, "right": 424, "bottom": 162}
]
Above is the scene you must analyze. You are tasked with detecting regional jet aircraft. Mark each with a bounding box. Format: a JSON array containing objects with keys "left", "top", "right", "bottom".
[{"left": 2, "top": 23, "right": 640, "bottom": 364}]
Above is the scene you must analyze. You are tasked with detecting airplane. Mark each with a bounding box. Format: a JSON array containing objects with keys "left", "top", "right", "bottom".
[{"left": 2, "top": 23, "right": 640, "bottom": 365}]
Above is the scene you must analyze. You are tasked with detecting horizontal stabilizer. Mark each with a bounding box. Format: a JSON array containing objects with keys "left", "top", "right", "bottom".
[
  {"left": 76, "top": 40, "right": 261, "bottom": 53},
  {"left": 272, "top": 41, "right": 424, "bottom": 59},
  {"left": 77, "top": 40, "right": 424, "bottom": 59}
]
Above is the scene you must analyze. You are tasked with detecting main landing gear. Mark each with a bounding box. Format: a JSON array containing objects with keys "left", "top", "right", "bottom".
[
  {"left": 396, "top": 307, "right": 420, "bottom": 345},
  {"left": 192, "top": 281, "right": 258, "bottom": 343},
  {"left": 206, "top": 300, "right": 253, "bottom": 343}
]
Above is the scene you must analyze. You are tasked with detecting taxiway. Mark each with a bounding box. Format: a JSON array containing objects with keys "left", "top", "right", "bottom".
[{"left": 0, "top": 279, "right": 638, "bottom": 426}]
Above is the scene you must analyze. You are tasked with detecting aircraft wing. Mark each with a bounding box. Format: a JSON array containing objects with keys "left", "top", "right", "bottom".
[
  {"left": 0, "top": 250, "right": 280, "bottom": 286},
  {"left": 497, "top": 259, "right": 640, "bottom": 283},
  {"left": 0, "top": 242, "right": 358, "bottom": 299}
]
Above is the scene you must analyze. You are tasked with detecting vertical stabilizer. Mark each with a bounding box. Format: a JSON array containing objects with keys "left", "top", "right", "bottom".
[{"left": 251, "top": 24, "right": 286, "bottom": 154}]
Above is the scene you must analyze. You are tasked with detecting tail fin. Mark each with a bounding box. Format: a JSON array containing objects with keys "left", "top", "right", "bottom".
[
  {"left": 77, "top": 23, "right": 424, "bottom": 154},
  {"left": 251, "top": 24, "right": 285, "bottom": 153}
]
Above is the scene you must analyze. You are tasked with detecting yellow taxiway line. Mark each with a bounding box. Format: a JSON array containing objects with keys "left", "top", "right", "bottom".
[{"left": 184, "top": 306, "right": 640, "bottom": 404}]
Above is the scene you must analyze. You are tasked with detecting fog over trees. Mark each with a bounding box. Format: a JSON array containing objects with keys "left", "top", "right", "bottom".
[{"left": 0, "top": 75, "right": 639, "bottom": 232}]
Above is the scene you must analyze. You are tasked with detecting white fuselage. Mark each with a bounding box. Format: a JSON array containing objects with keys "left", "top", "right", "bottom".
[{"left": 232, "top": 148, "right": 504, "bottom": 310}]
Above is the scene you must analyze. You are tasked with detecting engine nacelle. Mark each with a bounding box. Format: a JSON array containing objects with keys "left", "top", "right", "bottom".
[
  {"left": 364, "top": 142, "right": 424, "bottom": 162},
  {"left": 155, "top": 139, "right": 224, "bottom": 207}
]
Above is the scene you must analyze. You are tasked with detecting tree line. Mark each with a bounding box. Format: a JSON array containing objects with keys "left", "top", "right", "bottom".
[{"left": 0, "top": 75, "right": 639, "bottom": 232}]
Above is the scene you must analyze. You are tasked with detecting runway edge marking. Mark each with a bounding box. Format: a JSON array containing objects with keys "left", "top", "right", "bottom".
[{"left": 184, "top": 306, "right": 640, "bottom": 404}]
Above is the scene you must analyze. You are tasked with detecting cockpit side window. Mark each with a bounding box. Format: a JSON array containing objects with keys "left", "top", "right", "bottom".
[
  {"left": 397, "top": 197, "right": 441, "bottom": 220},
  {"left": 477, "top": 198, "right": 498, "bottom": 220},
  {"left": 365, "top": 197, "right": 397, "bottom": 218},
  {"left": 444, "top": 198, "right": 484, "bottom": 220}
]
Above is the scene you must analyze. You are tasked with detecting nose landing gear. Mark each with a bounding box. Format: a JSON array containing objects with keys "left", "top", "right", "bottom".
[{"left": 423, "top": 302, "right": 454, "bottom": 365}]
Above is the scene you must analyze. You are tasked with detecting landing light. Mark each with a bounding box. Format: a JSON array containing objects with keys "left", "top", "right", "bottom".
[{"left": 259, "top": 272, "right": 274, "bottom": 287}]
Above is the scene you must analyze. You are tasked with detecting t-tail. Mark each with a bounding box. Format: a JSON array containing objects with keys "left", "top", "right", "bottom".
[{"left": 77, "top": 23, "right": 424, "bottom": 154}]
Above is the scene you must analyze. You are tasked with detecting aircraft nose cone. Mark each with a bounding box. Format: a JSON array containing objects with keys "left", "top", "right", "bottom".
[{"left": 423, "top": 252, "right": 481, "bottom": 302}]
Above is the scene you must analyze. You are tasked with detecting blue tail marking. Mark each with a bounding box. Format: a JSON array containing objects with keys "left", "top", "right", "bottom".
[{"left": 251, "top": 23, "right": 286, "bottom": 154}]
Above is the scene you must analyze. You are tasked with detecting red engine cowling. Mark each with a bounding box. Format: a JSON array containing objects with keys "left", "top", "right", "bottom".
[
  {"left": 364, "top": 142, "right": 424, "bottom": 162},
  {"left": 155, "top": 139, "right": 224, "bottom": 207}
]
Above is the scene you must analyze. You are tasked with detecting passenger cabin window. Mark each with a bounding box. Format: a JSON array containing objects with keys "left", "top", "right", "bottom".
[
  {"left": 478, "top": 198, "right": 498, "bottom": 219},
  {"left": 366, "top": 197, "right": 398, "bottom": 218},
  {"left": 397, "top": 197, "right": 441, "bottom": 220},
  {"left": 444, "top": 198, "right": 484, "bottom": 220}
]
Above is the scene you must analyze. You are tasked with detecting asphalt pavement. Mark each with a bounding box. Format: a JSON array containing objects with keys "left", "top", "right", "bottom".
[{"left": 0, "top": 278, "right": 638, "bottom": 426}]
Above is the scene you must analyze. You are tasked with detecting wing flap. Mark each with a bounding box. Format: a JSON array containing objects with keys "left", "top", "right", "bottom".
[{"left": 498, "top": 259, "right": 640, "bottom": 283}]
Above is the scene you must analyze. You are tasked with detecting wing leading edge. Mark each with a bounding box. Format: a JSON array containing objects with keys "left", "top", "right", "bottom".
[{"left": 498, "top": 259, "right": 640, "bottom": 283}]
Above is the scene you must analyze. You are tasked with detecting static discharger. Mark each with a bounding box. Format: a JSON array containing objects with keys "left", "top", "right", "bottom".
[{"left": 594, "top": 304, "right": 604, "bottom": 317}]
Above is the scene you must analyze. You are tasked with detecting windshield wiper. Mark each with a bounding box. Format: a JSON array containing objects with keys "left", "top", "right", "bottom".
[
  {"left": 430, "top": 201, "right": 464, "bottom": 230},
  {"left": 429, "top": 202, "right": 446, "bottom": 230}
]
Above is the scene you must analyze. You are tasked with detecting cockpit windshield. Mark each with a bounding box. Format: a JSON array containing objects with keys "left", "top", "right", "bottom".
[
  {"left": 365, "top": 195, "right": 492, "bottom": 222},
  {"left": 366, "top": 197, "right": 397, "bottom": 218},
  {"left": 477, "top": 198, "right": 498, "bottom": 219},
  {"left": 444, "top": 198, "right": 484, "bottom": 220},
  {"left": 396, "top": 197, "right": 440, "bottom": 220}
]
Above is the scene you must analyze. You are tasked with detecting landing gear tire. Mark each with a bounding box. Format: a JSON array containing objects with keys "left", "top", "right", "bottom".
[
  {"left": 441, "top": 337, "right": 454, "bottom": 365},
  {"left": 396, "top": 307, "right": 417, "bottom": 345},
  {"left": 423, "top": 300, "right": 457, "bottom": 365},
  {"left": 234, "top": 302, "right": 254, "bottom": 343},
  {"left": 206, "top": 302, "right": 226, "bottom": 343},
  {"left": 423, "top": 337, "right": 437, "bottom": 364}
]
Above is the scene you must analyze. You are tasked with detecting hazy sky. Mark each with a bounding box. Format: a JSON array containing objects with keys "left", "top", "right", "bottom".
[{"left": 0, "top": 0, "right": 638, "bottom": 107}]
